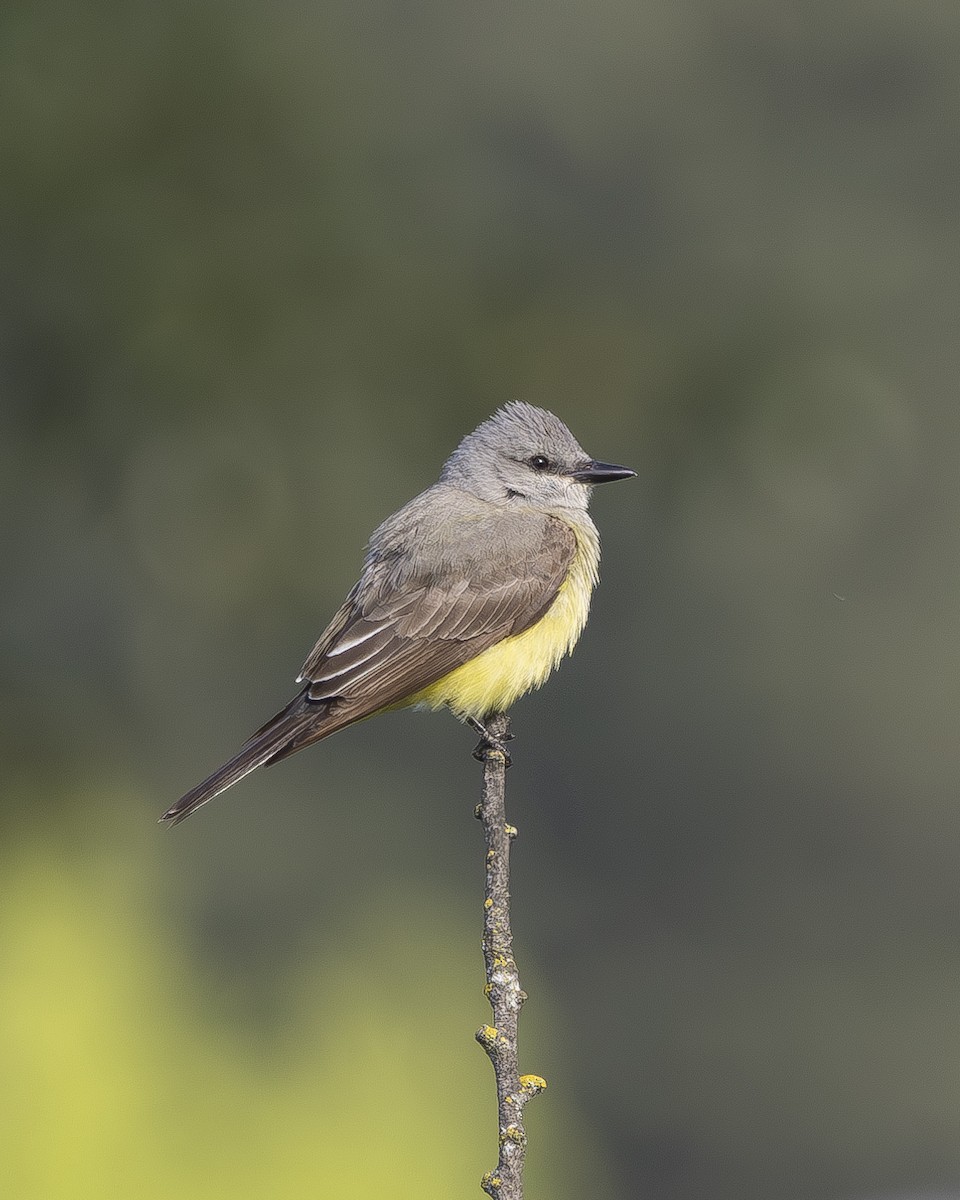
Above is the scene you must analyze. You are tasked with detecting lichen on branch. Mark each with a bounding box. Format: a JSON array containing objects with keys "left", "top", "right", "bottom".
[{"left": 473, "top": 713, "right": 545, "bottom": 1199}]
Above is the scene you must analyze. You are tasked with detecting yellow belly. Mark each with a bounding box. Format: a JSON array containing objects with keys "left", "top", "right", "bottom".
[{"left": 409, "top": 522, "right": 600, "bottom": 720}]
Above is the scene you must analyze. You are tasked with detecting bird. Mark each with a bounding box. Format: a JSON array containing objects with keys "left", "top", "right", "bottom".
[{"left": 161, "top": 402, "right": 634, "bottom": 825}]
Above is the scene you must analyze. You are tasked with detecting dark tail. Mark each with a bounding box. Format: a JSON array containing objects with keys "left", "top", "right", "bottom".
[{"left": 160, "top": 691, "right": 327, "bottom": 826}]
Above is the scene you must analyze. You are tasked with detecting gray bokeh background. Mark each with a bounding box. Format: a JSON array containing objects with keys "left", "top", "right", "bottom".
[{"left": 3, "top": 3, "right": 960, "bottom": 1198}]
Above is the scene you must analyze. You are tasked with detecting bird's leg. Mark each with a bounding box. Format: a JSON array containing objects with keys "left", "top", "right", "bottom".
[{"left": 468, "top": 715, "right": 514, "bottom": 767}]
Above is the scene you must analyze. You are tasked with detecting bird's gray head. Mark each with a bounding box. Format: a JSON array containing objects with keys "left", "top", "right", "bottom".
[{"left": 440, "top": 402, "right": 635, "bottom": 510}]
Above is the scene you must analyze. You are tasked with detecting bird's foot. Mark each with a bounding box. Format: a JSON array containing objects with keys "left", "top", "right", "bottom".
[
  {"left": 472, "top": 738, "right": 512, "bottom": 767},
  {"left": 468, "top": 717, "right": 514, "bottom": 768}
]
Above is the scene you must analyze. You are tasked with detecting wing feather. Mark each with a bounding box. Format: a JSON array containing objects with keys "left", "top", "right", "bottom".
[
  {"left": 166, "top": 502, "right": 585, "bottom": 822},
  {"left": 297, "top": 515, "right": 576, "bottom": 718}
]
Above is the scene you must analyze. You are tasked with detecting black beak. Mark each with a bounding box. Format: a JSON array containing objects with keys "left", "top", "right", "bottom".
[{"left": 568, "top": 460, "right": 637, "bottom": 484}]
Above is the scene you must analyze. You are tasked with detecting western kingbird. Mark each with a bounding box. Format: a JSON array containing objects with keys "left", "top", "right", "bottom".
[{"left": 161, "top": 403, "right": 634, "bottom": 825}]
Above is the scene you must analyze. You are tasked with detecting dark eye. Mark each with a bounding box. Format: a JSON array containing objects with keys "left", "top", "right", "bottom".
[{"left": 529, "top": 455, "right": 550, "bottom": 471}]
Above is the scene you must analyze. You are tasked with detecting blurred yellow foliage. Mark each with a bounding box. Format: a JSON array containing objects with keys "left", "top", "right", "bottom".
[{"left": 0, "top": 831, "right": 612, "bottom": 1200}]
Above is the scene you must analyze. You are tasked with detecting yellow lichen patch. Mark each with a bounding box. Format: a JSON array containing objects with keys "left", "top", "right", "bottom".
[
  {"left": 478, "top": 1025, "right": 498, "bottom": 1042},
  {"left": 481, "top": 1171, "right": 502, "bottom": 1191},
  {"left": 519, "top": 1074, "right": 547, "bottom": 1094},
  {"left": 504, "top": 825, "right": 518, "bottom": 838},
  {"left": 484, "top": 897, "right": 493, "bottom": 909},
  {"left": 500, "top": 1124, "right": 524, "bottom": 1144}
]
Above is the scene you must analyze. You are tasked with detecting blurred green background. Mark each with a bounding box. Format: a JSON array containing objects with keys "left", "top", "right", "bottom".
[{"left": 2, "top": 1, "right": 960, "bottom": 1197}]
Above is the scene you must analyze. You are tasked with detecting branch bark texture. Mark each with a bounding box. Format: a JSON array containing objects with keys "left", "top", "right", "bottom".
[{"left": 474, "top": 712, "right": 545, "bottom": 1199}]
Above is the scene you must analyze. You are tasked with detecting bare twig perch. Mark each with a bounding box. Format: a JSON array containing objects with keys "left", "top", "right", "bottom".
[{"left": 474, "top": 712, "right": 546, "bottom": 1199}]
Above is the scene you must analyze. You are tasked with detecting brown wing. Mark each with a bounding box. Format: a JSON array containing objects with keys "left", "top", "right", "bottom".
[
  {"left": 161, "top": 515, "right": 577, "bottom": 822},
  {"left": 296, "top": 516, "right": 577, "bottom": 718}
]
